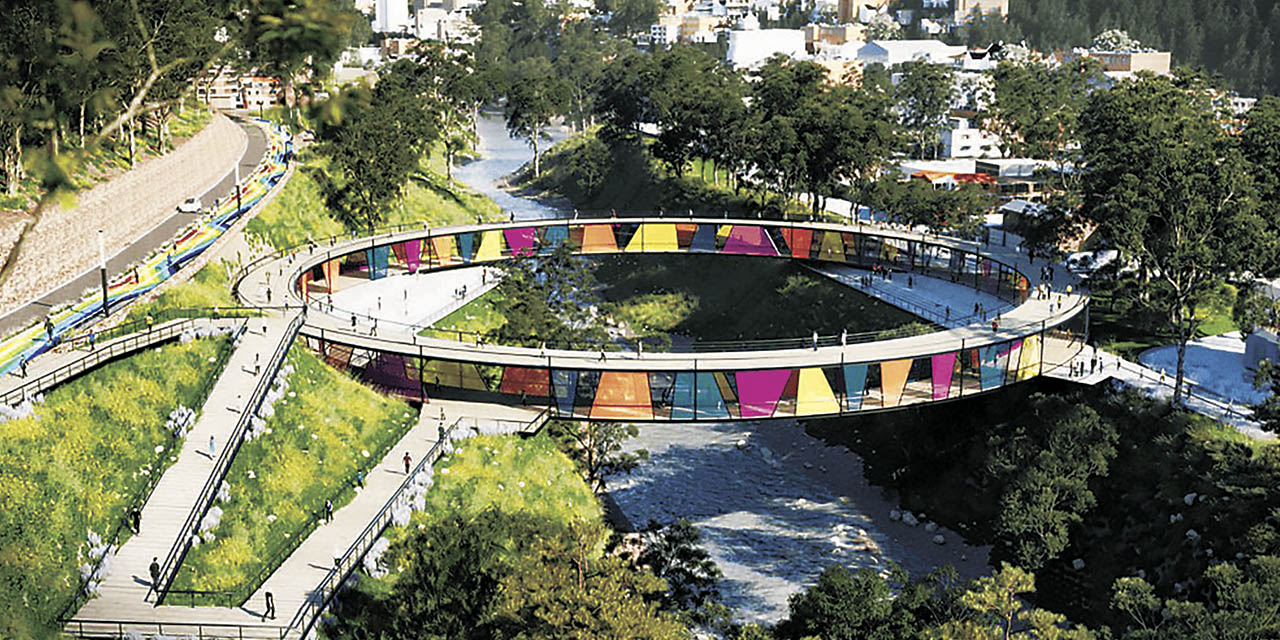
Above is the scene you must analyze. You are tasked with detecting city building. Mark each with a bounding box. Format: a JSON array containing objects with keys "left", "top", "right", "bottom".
[
  {"left": 941, "top": 117, "right": 1002, "bottom": 158},
  {"left": 192, "top": 70, "right": 282, "bottom": 111},
  {"left": 375, "top": 0, "right": 412, "bottom": 33},
  {"left": 836, "top": 0, "right": 890, "bottom": 25},
  {"left": 1058, "top": 48, "right": 1173, "bottom": 79},
  {"left": 726, "top": 26, "right": 806, "bottom": 69},
  {"left": 804, "top": 23, "right": 865, "bottom": 51},
  {"left": 857, "top": 39, "right": 967, "bottom": 66}
]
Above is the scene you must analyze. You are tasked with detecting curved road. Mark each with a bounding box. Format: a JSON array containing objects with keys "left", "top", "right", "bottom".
[{"left": 0, "top": 115, "right": 267, "bottom": 334}]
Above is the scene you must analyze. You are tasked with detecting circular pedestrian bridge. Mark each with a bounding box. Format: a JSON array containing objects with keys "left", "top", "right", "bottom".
[{"left": 237, "top": 216, "right": 1088, "bottom": 421}]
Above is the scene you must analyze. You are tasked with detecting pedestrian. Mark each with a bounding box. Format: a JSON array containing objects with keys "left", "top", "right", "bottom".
[
  {"left": 20, "top": 358, "right": 27, "bottom": 378},
  {"left": 209, "top": 435, "right": 216, "bottom": 458},
  {"left": 264, "top": 591, "right": 276, "bottom": 620},
  {"left": 355, "top": 469, "right": 364, "bottom": 488},
  {"left": 840, "top": 328, "right": 848, "bottom": 346},
  {"left": 351, "top": 314, "right": 357, "bottom": 328},
  {"left": 324, "top": 499, "right": 333, "bottom": 523},
  {"left": 377, "top": 296, "right": 382, "bottom": 310},
  {"left": 130, "top": 507, "right": 141, "bottom": 534},
  {"left": 439, "top": 407, "right": 445, "bottom": 425},
  {"left": 145, "top": 314, "right": 153, "bottom": 331},
  {"left": 149, "top": 557, "right": 161, "bottom": 588},
  {"left": 44, "top": 318, "right": 54, "bottom": 341},
  {"left": 991, "top": 318, "right": 999, "bottom": 333},
  {"left": 599, "top": 350, "right": 606, "bottom": 361},
  {"left": 907, "top": 275, "right": 913, "bottom": 288},
  {"left": 88, "top": 330, "right": 96, "bottom": 349},
  {"left": 266, "top": 288, "right": 272, "bottom": 304},
  {"left": 812, "top": 331, "right": 819, "bottom": 350},
  {"left": 945, "top": 306, "right": 950, "bottom": 321},
  {"left": 403, "top": 452, "right": 411, "bottom": 474}
]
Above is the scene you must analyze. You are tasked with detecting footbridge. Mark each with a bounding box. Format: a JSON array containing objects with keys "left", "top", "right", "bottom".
[{"left": 236, "top": 216, "right": 1090, "bottom": 420}]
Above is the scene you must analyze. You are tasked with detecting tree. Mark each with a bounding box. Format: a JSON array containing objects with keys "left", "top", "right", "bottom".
[
  {"left": 895, "top": 60, "right": 953, "bottom": 159},
  {"left": 1080, "top": 75, "right": 1267, "bottom": 404},
  {"left": 984, "top": 394, "right": 1118, "bottom": 570},
  {"left": 1111, "top": 556, "right": 1280, "bottom": 640},
  {"left": 505, "top": 56, "right": 567, "bottom": 177},
  {"left": 636, "top": 519, "right": 722, "bottom": 615},
  {"left": 1090, "top": 28, "right": 1144, "bottom": 52},
  {"left": 867, "top": 13, "right": 903, "bottom": 40},
  {"left": 548, "top": 419, "right": 646, "bottom": 493},
  {"left": 1239, "top": 96, "right": 1280, "bottom": 277},
  {"left": 860, "top": 175, "right": 991, "bottom": 236},
  {"left": 983, "top": 59, "right": 1100, "bottom": 160},
  {"left": 312, "top": 59, "right": 439, "bottom": 232},
  {"left": 927, "top": 564, "right": 1096, "bottom": 639},
  {"left": 779, "top": 564, "right": 969, "bottom": 640},
  {"left": 490, "top": 243, "right": 605, "bottom": 347}
]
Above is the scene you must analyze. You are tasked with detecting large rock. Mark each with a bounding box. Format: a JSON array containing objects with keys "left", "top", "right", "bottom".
[{"left": 902, "top": 511, "right": 919, "bottom": 527}]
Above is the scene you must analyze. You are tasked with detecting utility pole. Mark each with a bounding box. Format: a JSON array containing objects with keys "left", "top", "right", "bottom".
[
  {"left": 234, "top": 161, "right": 242, "bottom": 214},
  {"left": 98, "top": 230, "right": 109, "bottom": 318}
]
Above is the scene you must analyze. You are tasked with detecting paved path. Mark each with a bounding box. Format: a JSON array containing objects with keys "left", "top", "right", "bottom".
[
  {"left": 0, "top": 116, "right": 267, "bottom": 334},
  {"left": 327, "top": 265, "right": 500, "bottom": 334},
  {"left": 73, "top": 314, "right": 302, "bottom": 624},
  {"left": 1044, "top": 345, "right": 1270, "bottom": 439}
]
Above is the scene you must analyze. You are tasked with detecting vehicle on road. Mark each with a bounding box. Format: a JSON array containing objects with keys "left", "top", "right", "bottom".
[{"left": 177, "top": 197, "right": 202, "bottom": 214}]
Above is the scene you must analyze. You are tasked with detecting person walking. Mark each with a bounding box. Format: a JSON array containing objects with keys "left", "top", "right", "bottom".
[
  {"left": 812, "top": 331, "right": 819, "bottom": 351},
  {"left": 840, "top": 328, "right": 848, "bottom": 347},
  {"left": 208, "top": 435, "right": 216, "bottom": 458},
  {"left": 263, "top": 591, "right": 276, "bottom": 620},
  {"left": 19, "top": 357, "right": 27, "bottom": 378},
  {"left": 324, "top": 499, "right": 334, "bottom": 523},
  {"left": 129, "top": 507, "right": 141, "bottom": 534},
  {"left": 355, "top": 470, "right": 364, "bottom": 488},
  {"left": 149, "top": 557, "right": 161, "bottom": 589},
  {"left": 44, "top": 318, "right": 54, "bottom": 342},
  {"left": 403, "top": 452, "right": 411, "bottom": 474}
]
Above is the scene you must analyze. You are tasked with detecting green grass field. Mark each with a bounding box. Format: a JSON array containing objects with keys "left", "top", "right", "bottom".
[
  {"left": 0, "top": 336, "right": 230, "bottom": 638},
  {"left": 170, "top": 345, "right": 416, "bottom": 602}
]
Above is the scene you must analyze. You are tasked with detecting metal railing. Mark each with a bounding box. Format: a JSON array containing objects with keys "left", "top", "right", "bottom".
[
  {"left": 287, "top": 407, "right": 552, "bottom": 639},
  {"left": 154, "top": 311, "right": 306, "bottom": 605},
  {"left": 1, "top": 315, "right": 252, "bottom": 407},
  {"left": 63, "top": 619, "right": 289, "bottom": 639},
  {"left": 57, "top": 328, "right": 243, "bottom": 623}
]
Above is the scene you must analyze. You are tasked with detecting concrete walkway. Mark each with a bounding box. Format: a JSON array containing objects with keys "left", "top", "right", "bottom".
[{"left": 72, "top": 314, "right": 302, "bottom": 624}]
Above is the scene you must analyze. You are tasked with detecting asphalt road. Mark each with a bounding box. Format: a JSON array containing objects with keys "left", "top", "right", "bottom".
[{"left": 0, "top": 116, "right": 267, "bottom": 334}]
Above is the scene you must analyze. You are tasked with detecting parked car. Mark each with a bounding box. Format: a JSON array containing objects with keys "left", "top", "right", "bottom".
[{"left": 177, "top": 197, "right": 202, "bottom": 213}]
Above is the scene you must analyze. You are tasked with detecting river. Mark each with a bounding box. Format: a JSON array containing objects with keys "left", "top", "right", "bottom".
[{"left": 452, "top": 115, "right": 991, "bottom": 624}]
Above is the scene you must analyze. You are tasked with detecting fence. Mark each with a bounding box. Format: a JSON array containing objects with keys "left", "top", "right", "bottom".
[
  {"left": 287, "top": 408, "right": 552, "bottom": 639},
  {"left": 154, "top": 312, "right": 306, "bottom": 605},
  {"left": 62, "top": 619, "right": 289, "bottom": 640}
]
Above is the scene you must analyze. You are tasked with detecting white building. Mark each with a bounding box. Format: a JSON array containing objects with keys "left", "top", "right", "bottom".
[
  {"left": 375, "top": 0, "right": 411, "bottom": 33},
  {"left": 941, "top": 118, "right": 1002, "bottom": 158},
  {"left": 651, "top": 22, "right": 680, "bottom": 47},
  {"left": 857, "top": 39, "right": 966, "bottom": 66},
  {"left": 726, "top": 27, "right": 806, "bottom": 69}
]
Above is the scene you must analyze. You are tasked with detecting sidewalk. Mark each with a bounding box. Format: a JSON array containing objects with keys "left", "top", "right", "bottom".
[{"left": 73, "top": 314, "right": 303, "bottom": 623}]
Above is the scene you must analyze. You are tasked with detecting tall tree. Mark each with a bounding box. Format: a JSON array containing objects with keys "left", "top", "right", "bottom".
[
  {"left": 1080, "top": 75, "right": 1267, "bottom": 404},
  {"left": 895, "top": 60, "right": 953, "bottom": 159},
  {"left": 929, "top": 564, "right": 1096, "bottom": 639},
  {"left": 504, "top": 56, "right": 566, "bottom": 177}
]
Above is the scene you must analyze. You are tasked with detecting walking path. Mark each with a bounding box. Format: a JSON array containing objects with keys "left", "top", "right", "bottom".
[
  {"left": 73, "top": 314, "right": 303, "bottom": 624},
  {"left": 67, "top": 394, "right": 547, "bottom": 638},
  {"left": 327, "top": 265, "right": 500, "bottom": 333}
]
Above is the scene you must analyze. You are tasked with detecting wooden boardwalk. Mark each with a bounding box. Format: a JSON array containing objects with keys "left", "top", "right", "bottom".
[
  {"left": 70, "top": 314, "right": 302, "bottom": 632},
  {"left": 66, "top": 386, "right": 546, "bottom": 638}
]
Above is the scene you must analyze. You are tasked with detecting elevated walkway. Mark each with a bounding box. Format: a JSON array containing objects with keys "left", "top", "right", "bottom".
[
  {"left": 70, "top": 312, "right": 302, "bottom": 629},
  {"left": 64, "top": 397, "right": 549, "bottom": 639}
]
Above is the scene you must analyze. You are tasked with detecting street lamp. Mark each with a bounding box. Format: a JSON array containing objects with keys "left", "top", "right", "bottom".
[{"left": 98, "top": 230, "right": 108, "bottom": 318}]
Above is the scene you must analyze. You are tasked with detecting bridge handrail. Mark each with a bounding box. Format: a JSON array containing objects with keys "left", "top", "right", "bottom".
[
  {"left": 56, "top": 324, "right": 244, "bottom": 623},
  {"left": 62, "top": 618, "right": 289, "bottom": 640},
  {"left": 0, "top": 312, "right": 256, "bottom": 407},
  {"left": 288, "top": 406, "right": 552, "bottom": 639},
  {"left": 154, "top": 310, "right": 306, "bottom": 605}
]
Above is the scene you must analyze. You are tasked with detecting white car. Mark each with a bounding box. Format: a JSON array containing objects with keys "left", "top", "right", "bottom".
[{"left": 177, "top": 197, "right": 202, "bottom": 213}]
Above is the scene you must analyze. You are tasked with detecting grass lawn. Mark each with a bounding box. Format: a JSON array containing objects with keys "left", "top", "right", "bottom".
[
  {"left": 0, "top": 336, "right": 230, "bottom": 638},
  {"left": 171, "top": 345, "right": 417, "bottom": 602},
  {"left": 246, "top": 149, "right": 502, "bottom": 253},
  {"left": 421, "top": 288, "right": 510, "bottom": 339},
  {"left": 125, "top": 260, "right": 242, "bottom": 321},
  {"left": 1089, "top": 283, "right": 1239, "bottom": 360},
  {"left": 595, "top": 254, "right": 926, "bottom": 342}
]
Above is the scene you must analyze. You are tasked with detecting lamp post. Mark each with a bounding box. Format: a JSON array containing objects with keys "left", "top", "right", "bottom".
[
  {"left": 98, "top": 230, "right": 109, "bottom": 318},
  {"left": 234, "top": 161, "right": 242, "bottom": 214}
]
